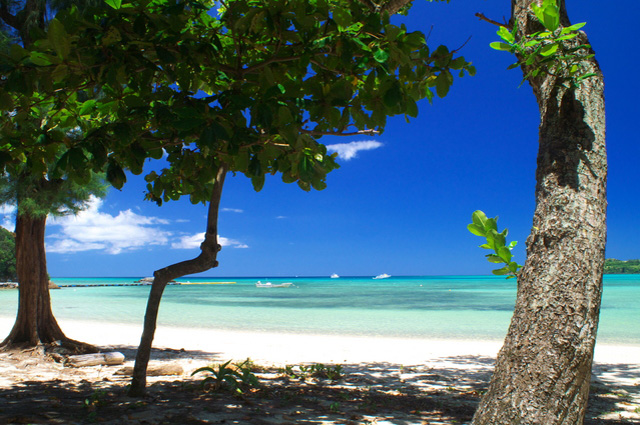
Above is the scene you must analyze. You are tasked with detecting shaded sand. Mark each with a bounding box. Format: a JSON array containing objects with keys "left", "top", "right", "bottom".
[{"left": 1, "top": 317, "right": 639, "bottom": 424}]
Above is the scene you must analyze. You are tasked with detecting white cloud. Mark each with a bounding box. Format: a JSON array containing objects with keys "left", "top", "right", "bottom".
[
  {"left": 0, "top": 205, "right": 15, "bottom": 215},
  {"left": 220, "top": 236, "right": 249, "bottom": 249},
  {"left": 325, "top": 140, "right": 383, "bottom": 160},
  {"left": 222, "top": 208, "right": 244, "bottom": 213},
  {"left": 47, "top": 196, "right": 172, "bottom": 254},
  {"left": 0, "top": 205, "right": 15, "bottom": 231},
  {"left": 171, "top": 232, "right": 205, "bottom": 249},
  {"left": 172, "top": 232, "right": 249, "bottom": 250}
]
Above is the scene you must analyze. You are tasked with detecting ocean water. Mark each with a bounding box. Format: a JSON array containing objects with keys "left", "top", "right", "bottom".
[{"left": 0, "top": 275, "right": 638, "bottom": 344}]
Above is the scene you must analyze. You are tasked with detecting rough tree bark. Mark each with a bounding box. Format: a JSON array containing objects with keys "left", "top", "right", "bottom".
[
  {"left": 1, "top": 213, "right": 63, "bottom": 346},
  {"left": 473, "top": 1, "right": 606, "bottom": 424},
  {"left": 1, "top": 212, "right": 93, "bottom": 351},
  {"left": 129, "top": 164, "right": 228, "bottom": 396}
]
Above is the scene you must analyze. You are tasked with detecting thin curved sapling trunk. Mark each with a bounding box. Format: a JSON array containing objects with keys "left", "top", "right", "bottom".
[{"left": 129, "top": 165, "right": 227, "bottom": 396}]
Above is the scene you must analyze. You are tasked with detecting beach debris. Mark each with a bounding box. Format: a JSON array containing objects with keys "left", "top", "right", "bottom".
[
  {"left": 66, "top": 352, "right": 125, "bottom": 367},
  {"left": 0, "top": 281, "right": 18, "bottom": 289},
  {"left": 116, "top": 362, "right": 184, "bottom": 376}
]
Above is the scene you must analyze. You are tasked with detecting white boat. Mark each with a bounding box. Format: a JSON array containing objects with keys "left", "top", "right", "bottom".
[
  {"left": 330, "top": 273, "right": 340, "bottom": 278},
  {"left": 255, "top": 281, "right": 294, "bottom": 288},
  {"left": 373, "top": 273, "right": 391, "bottom": 279},
  {"left": 134, "top": 277, "right": 154, "bottom": 283}
]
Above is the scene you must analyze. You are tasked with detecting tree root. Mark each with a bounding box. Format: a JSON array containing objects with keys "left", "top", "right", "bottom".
[{"left": 0, "top": 337, "right": 99, "bottom": 355}]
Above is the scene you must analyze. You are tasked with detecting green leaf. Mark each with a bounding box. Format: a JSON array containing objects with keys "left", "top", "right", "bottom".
[
  {"left": 29, "top": 51, "right": 53, "bottom": 66},
  {"left": 508, "top": 261, "right": 520, "bottom": 273},
  {"left": 449, "top": 57, "right": 467, "bottom": 71},
  {"left": 48, "top": 19, "right": 70, "bottom": 59},
  {"left": 107, "top": 160, "right": 126, "bottom": 189},
  {"left": 9, "top": 44, "right": 29, "bottom": 61},
  {"left": 490, "top": 42, "right": 512, "bottom": 52},
  {"left": 492, "top": 266, "right": 511, "bottom": 276},
  {"left": 0, "top": 90, "right": 14, "bottom": 110},
  {"left": 405, "top": 97, "right": 418, "bottom": 118},
  {"left": 332, "top": 7, "right": 352, "bottom": 29},
  {"left": 434, "top": 73, "right": 450, "bottom": 98},
  {"left": 531, "top": 0, "right": 555, "bottom": 28},
  {"left": 51, "top": 64, "right": 68, "bottom": 83},
  {"left": 486, "top": 254, "right": 504, "bottom": 264},
  {"left": 467, "top": 223, "right": 486, "bottom": 237},
  {"left": 79, "top": 99, "right": 97, "bottom": 116},
  {"left": 497, "top": 246, "right": 512, "bottom": 263},
  {"left": 373, "top": 49, "right": 390, "bottom": 63},
  {"left": 541, "top": 3, "right": 560, "bottom": 31},
  {"left": 539, "top": 43, "right": 559, "bottom": 57},
  {"left": 566, "top": 22, "right": 586, "bottom": 31},
  {"left": 576, "top": 73, "right": 597, "bottom": 81},
  {"left": 251, "top": 175, "right": 265, "bottom": 192},
  {"left": 557, "top": 33, "right": 578, "bottom": 41},
  {"left": 383, "top": 82, "right": 402, "bottom": 108},
  {"left": 68, "top": 148, "right": 87, "bottom": 169},
  {"left": 471, "top": 210, "right": 488, "bottom": 228},
  {"left": 466, "top": 65, "right": 477, "bottom": 77},
  {"left": 485, "top": 218, "right": 498, "bottom": 232},
  {"left": 105, "top": 0, "right": 122, "bottom": 9},
  {"left": 497, "top": 26, "right": 515, "bottom": 44},
  {"left": 155, "top": 46, "right": 176, "bottom": 64}
]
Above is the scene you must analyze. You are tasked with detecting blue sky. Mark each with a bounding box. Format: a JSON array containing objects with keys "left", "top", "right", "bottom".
[{"left": 3, "top": 0, "right": 639, "bottom": 277}]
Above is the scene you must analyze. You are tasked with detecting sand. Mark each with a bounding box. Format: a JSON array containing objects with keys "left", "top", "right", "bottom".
[
  {"left": 0, "top": 317, "right": 622, "bottom": 364},
  {"left": 0, "top": 317, "right": 639, "bottom": 424}
]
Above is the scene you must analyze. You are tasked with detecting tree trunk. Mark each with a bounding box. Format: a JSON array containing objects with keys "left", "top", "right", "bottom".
[
  {"left": 129, "top": 165, "right": 227, "bottom": 396},
  {"left": 473, "top": 1, "right": 606, "bottom": 424},
  {"left": 1, "top": 211, "right": 97, "bottom": 352},
  {"left": 2, "top": 213, "right": 66, "bottom": 347}
]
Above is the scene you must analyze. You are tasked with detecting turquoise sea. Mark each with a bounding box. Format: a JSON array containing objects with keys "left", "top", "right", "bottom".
[{"left": 0, "top": 275, "right": 638, "bottom": 344}]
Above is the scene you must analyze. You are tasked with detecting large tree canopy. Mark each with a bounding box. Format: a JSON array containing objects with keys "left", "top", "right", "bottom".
[{"left": 0, "top": 0, "right": 474, "bottom": 201}]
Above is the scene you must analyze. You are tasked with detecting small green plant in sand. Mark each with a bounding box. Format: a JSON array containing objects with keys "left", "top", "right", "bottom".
[
  {"left": 279, "top": 363, "right": 345, "bottom": 382},
  {"left": 83, "top": 389, "right": 107, "bottom": 422},
  {"left": 191, "top": 359, "right": 259, "bottom": 394}
]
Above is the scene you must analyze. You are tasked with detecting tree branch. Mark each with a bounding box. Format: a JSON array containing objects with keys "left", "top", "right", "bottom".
[{"left": 475, "top": 12, "right": 511, "bottom": 29}]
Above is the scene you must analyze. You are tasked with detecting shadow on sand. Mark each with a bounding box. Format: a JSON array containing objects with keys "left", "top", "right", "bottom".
[{"left": 0, "top": 345, "right": 637, "bottom": 424}]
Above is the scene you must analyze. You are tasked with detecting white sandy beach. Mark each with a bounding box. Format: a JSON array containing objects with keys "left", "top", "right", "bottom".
[
  {"left": 2, "top": 316, "right": 638, "bottom": 367},
  {"left": 1, "top": 316, "right": 639, "bottom": 424}
]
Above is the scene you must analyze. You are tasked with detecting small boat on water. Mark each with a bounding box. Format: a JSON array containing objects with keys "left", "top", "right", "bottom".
[
  {"left": 330, "top": 273, "right": 340, "bottom": 279},
  {"left": 133, "top": 277, "right": 178, "bottom": 285},
  {"left": 255, "top": 281, "right": 294, "bottom": 288},
  {"left": 134, "top": 277, "right": 155, "bottom": 283},
  {"left": 373, "top": 273, "right": 391, "bottom": 279}
]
